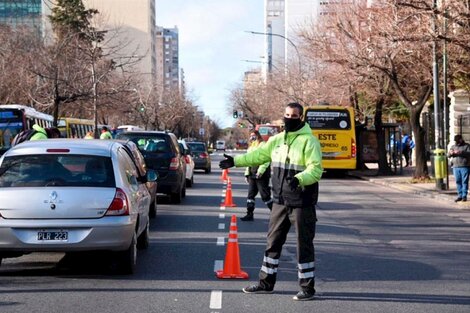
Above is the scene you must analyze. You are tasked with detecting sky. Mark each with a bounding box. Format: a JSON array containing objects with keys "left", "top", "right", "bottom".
[{"left": 155, "top": 0, "right": 265, "bottom": 128}]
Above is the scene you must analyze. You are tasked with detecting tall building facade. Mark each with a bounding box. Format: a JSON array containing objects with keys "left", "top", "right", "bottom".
[
  {"left": 156, "top": 26, "right": 179, "bottom": 89},
  {"left": 0, "top": 0, "right": 48, "bottom": 35},
  {"left": 263, "top": 0, "right": 319, "bottom": 77},
  {"left": 82, "top": 0, "right": 157, "bottom": 81}
]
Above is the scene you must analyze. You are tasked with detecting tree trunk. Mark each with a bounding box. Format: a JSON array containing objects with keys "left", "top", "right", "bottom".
[
  {"left": 374, "top": 97, "right": 393, "bottom": 175},
  {"left": 410, "top": 105, "right": 429, "bottom": 178}
]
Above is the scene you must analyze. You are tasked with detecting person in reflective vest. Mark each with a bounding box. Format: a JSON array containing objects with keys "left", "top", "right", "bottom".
[
  {"left": 220, "top": 102, "right": 323, "bottom": 301},
  {"left": 241, "top": 130, "right": 273, "bottom": 221},
  {"left": 100, "top": 126, "right": 113, "bottom": 139}
]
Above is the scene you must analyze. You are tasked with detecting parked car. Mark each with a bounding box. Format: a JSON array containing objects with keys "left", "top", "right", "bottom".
[
  {"left": 178, "top": 140, "right": 195, "bottom": 187},
  {"left": 215, "top": 140, "right": 226, "bottom": 151},
  {"left": 0, "top": 139, "right": 157, "bottom": 274},
  {"left": 116, "top": 131, "right": 187, "bottom": 203},
  {"left": 186, "top": 141, "right": 211, "bottom": 174},
  {"left": 119, "top": 140, "right": 158, "bottom": 218}
]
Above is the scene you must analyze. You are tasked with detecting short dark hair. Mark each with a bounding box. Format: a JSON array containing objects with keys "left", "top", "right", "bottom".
[
  {"left": 286, "top": 102, "right": 304, "bottom": 116},
  {"left": 455, "top": 134, "right": 463, "bottom": 141},
  {"left": 250, "top": 130, "right": 263, "bottom": 141},
  {"left": 102, "top": 126, "right": 109, "bottom": 131}
]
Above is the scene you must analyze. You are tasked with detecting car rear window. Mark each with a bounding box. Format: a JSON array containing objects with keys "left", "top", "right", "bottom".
[
  {"left": 0, "top": 154, "right": 115, "bottom": 187},
  {"left": 187, "top": 143, "right": 206, "bottom": 152},
  {"left": 116, "top": 134, "right": 171, "bottom": 153}
]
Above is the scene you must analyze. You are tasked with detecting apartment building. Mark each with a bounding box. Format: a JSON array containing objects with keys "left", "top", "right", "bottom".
[
  {"left": 83, "top": 0, "right": 157, "bottom": 81},
  {"left": 156, "top": 26, "right": 179, "bottom": 89}
]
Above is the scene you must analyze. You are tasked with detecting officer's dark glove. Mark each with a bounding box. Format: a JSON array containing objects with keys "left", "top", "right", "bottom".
[
  {"left": 219, "top": 154, "right": 235, "bottom": 169},
  {"left": 287, "top": 177, "right": 300, "bottom": 191}
]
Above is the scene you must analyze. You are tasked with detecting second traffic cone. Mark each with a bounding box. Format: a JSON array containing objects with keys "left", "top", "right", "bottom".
[
  {"left": 221, "top": 168, "right": 229, "bottom": 181},
  {"left": 216, "top": 215, "right": 249, "bottom": 279},
  {"left": 222, "top": 178, "right": 236, "bottom": 207}
]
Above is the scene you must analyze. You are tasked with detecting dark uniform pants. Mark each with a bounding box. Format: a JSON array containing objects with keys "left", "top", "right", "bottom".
[
  {"left": 258, "top": 203, "right": 316, "bottom": 292},
  {"left": 246, "top": 177, "right": 272, "bottom": 212}
]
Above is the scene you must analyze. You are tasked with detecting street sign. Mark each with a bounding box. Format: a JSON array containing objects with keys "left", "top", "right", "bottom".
[{"left": 199, "top": 128, "right": 205, "bottom": 135}]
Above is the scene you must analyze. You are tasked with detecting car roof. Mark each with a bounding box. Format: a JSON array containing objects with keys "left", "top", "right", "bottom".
[{"left": 4, "top": 139, "right": 119, "bottom": 157}]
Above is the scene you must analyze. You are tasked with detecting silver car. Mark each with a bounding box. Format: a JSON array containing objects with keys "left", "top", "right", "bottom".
[{"left": 0, "top": 139, "right": 156, "bottom": 274}]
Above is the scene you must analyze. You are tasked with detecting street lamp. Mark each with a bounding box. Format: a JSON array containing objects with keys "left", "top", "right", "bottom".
[{"left": 245, "top": 30, "right": 302, "bottom": 74}]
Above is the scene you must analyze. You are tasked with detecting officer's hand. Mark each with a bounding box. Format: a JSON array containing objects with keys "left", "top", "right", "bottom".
[
  {"left": 245, "top": 175, "right": 249, "bottom": 184},
  {"left": 219, "top": 154, "right": 235, "bottom": 169},
  {"left": 287, "top": 177, "right": 300, "bottom": 191},
  {"left": 255, "top": 173, "right": 261, "bottom": 179}
]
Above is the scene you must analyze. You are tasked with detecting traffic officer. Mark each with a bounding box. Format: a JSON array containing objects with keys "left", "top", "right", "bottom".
[
  {"left": 241, "top": 130, "right": 273, "bottom": 221},
  {"left": 100, "top": 126, "right": 113, "bottom": 139},
  {"left": 30, "top": 124, "right": 48, "bottom": 140},
  {"left": 220, "top": 102, "right": 322, "bottom": 301}
]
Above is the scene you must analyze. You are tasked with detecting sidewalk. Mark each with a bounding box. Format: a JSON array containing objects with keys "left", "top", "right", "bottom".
[{"left": 348, "top": 163, "right": 470, "bottom": 208}]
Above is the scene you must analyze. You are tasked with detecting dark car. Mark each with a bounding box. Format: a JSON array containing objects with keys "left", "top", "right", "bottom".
[
  {"left": 119, "top": 140, "right": 158, "bottom": 217},
  {"left": 186, "top": 141, "right": 211, "bottom": 174},
  {"left": 116, "top": 131, "right": 186, "bottom": 204}
]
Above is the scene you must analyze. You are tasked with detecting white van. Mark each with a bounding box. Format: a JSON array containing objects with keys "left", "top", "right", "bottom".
[{"left": 216, "top": 140, "right": 226, "bottom": 151}]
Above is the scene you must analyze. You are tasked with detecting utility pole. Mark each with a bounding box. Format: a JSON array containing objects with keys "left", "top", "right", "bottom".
[{"left": 432, "top": 0, "right": 445, "bottom": 190}]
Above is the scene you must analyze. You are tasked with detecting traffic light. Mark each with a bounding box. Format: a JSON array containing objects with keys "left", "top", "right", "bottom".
[
  {"left": 139, "top": 106, "right": 145, "bottom": 112},
  {"left": 233, "top": 110, "right": 238, "bottom": 118}
]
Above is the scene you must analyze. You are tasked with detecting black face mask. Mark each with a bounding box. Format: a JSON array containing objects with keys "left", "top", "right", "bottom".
[{"left": 283, "top": 117, "right": 304, "bottom": 132}]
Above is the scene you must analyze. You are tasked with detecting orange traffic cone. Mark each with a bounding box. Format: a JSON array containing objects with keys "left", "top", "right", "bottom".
[
  {"left": 221, "top": 168, "right": 229, "bottom": 181},
  {"left": 222, "top": 178, "right": 236, "bottom": 207},
  {"left": 216, "top": 215, "right": 249, "bottom": 279}
]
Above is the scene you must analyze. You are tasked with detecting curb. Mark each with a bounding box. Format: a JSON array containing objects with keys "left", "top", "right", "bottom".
[{"left": 351, "top": 174, "right": 470, "bottom": 208}]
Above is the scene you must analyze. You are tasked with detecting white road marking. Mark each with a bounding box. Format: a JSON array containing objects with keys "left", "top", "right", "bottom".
[
  {"left": 209, "top": 290, "right": 222, "bottom": 309},
  {"left": 217, "top": 237, "right": 225, "bottom": 246},
  {"left": 220, "top": 206, "right": 226, "bottom": 210},
  {"left": 219, "top": 213, "right": 225, "bottom": 219},
  {"left": 218, "top": 223, "right": 225, "bottom": 230},
  {"left": 214, "top": 260, "right": 223, "bottom": 272}
]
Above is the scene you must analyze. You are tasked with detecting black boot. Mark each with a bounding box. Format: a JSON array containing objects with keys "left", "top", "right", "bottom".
[
  {"left": 267, "top": 201, "right": 273, "bottom": 211},
  {"left": 241, "top": 212, "right": 254, "bottom": 221}
]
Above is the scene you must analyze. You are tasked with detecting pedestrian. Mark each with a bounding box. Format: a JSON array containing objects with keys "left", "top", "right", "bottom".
[
  {"left": 448, "top": 134, "right": 470, "bottom": 202},
  {"left": 219, "top": 102, "right": 322, "bottom": 301},
  {"left": 45, "top": 127, "right": 61, "bottom": 138},
  {"left": 84, "top": 131, "right": 94, "bottom": 139},
  {"left": 29, "top": 124, "right": 48, "bottom": 140},
  {"left": 401, "top": 133, "right": 415, "bottom": 167},
  {"left": 241, "top": 130, "right": 273, "bottom": 222},
  {"left": 100, "top": 126, "right": 113, "bottom": 139}
]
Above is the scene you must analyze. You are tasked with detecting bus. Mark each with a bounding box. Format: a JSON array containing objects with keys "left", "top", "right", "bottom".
[
  {"left": 255, "top": 124, "right": 282, "bottom": 142},
  {"left": 0, "top": 104, "right": 54, "bottom": 155},
  {"left": 58, "top": 117, "right": 95, "bottom": 138},
  {"left": 304, "top": 105, "right": 357, "bottom": 172}
]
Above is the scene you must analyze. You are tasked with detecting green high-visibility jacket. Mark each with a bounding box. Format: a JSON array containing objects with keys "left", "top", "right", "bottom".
[
  {"left": 30, "top": 124, "right": 48, "bottom": 140},
  {"left": 235, "top": 123, "right": 322, "bottom": 207}
]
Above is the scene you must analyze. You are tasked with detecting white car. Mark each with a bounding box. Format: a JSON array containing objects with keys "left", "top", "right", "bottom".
[
  {"left": 216, "top": 140, "right": 226, "bottom": 151},
  {"left": 0, "top": 139, "right": 157, "bottom": 274},
  {"left": 178, "top": 140, "right": 195, "bottom": 187}
]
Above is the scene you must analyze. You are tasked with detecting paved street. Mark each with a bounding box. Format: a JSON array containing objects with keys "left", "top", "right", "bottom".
[{"left": 1, "top": 153, "right": 470, "bottom": 312}]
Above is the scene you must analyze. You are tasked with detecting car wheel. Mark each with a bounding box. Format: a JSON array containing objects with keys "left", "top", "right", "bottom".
[
  {"left": 118, "top": 231, "right": 137, "bottom": 274},
  {"left": 170, "top": 188, "right": 182, "bottom": 204},
  {"left": 0, "top": 257, "right": 2, "bottom": 267},
  {"left": 205, "top": 167, "right": 211, "bottom": 174},
  {"left": 137, "top": 220, "right": 150, "bottom": 250},
  {"left": 149, "top": 196, "right": 157, "bottom": 219},
  {"left": 186, "top": 175, "right": 193, "bottom": 187}
]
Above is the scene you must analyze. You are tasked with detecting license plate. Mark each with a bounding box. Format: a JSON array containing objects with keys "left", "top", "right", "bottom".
[{"left": 37, "top": 231, "right": 68, "bottom": 241}]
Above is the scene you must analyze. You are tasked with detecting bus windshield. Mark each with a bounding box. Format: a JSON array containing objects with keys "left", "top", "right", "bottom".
[{"left": 0, "top": 110, "right": 24, "bottom": 151}]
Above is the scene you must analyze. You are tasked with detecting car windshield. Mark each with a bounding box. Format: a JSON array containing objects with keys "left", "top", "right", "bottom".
[
  {"left": 0, "top": 154, "right": 115, "bottom": 187},
  {"left": 116, "top": 134, "right": 170, "bottom": 153},
  {"left": 187, "top": 143, "right": 206, "bottom": 152}
]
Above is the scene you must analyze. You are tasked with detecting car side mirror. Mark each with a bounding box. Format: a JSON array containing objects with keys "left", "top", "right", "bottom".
[{"left": 146, "top": 169, "right": 158, "bottom": 182}]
